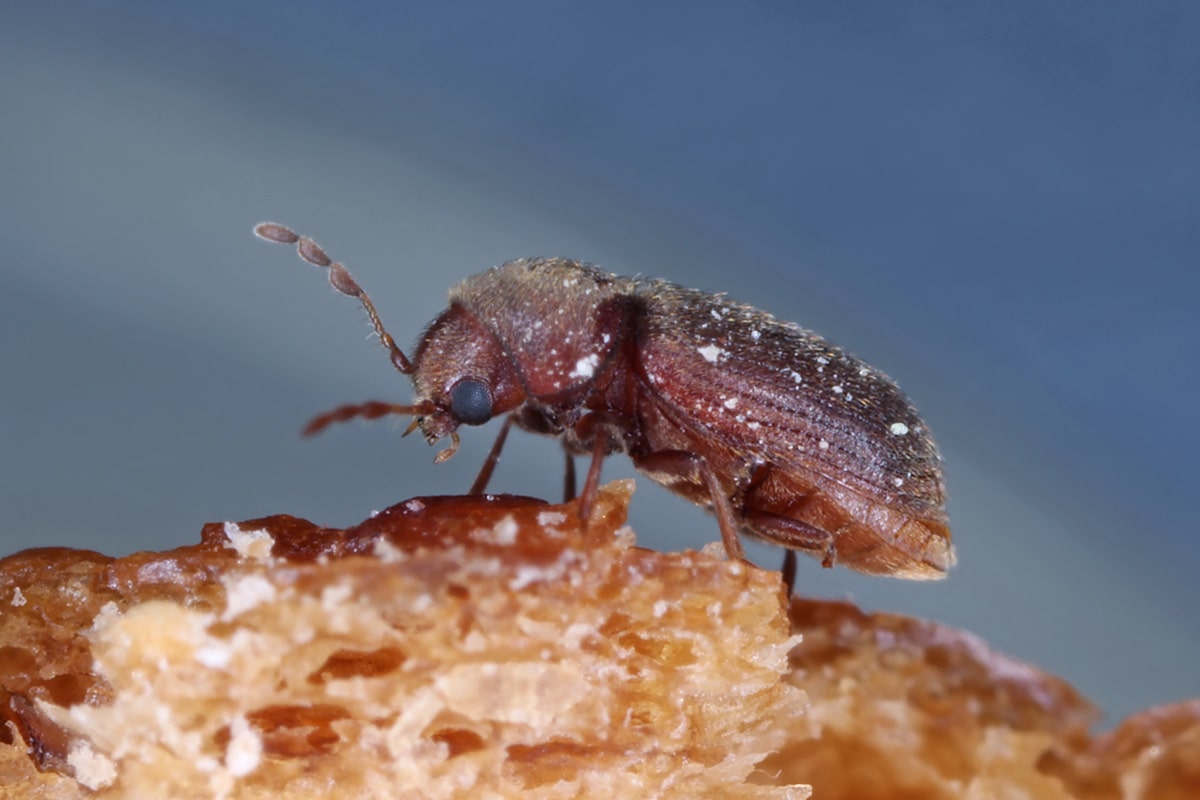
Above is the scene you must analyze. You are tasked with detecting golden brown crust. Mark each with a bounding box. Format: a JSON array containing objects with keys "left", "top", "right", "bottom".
[
  {"left": 0, "top": 483, "right": 805, "bottom": 799},
  {"left": 765, "top": 598, "right": 1097, "bottom": 799},
  {"left": 2, "top": 483, "right": 1197, "bottom": 799}
]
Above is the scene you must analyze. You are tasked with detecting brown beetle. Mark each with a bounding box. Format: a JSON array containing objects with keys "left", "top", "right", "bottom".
[{"left": 254, "top": 222, "right": 953, "bottom": 581}]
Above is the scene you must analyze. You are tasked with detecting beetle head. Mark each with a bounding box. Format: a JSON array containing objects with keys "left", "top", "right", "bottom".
[
  {"left": 253, "top": 223, "right": 532, "bottom": 464},
  {"left": 406, "top": 303, "right": 527, "bottom": 461}
]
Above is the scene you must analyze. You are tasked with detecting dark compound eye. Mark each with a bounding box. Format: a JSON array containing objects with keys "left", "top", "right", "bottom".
[{"left": 449, "top": 378, "right": 493, "bottom": 425}]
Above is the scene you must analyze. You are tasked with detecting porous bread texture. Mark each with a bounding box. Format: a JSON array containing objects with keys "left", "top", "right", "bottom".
[
  {"left": 765, "top": 600, "right": 1200, "bottom": 799},
  {"left": 773, "top": 599, "right": 1097, "bottom": 799},
  {"left": 0, "top": 482, "right": 809, "bottom": 800},
  {"left": 2, "top": 482, "right": 1199, "bottom": 799}
]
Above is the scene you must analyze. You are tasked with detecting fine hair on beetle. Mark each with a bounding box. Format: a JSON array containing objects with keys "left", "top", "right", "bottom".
[{"left": 254, "top": 222, "right": 954, "bottom": 587}]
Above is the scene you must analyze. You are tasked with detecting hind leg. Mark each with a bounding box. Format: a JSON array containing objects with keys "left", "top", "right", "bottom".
[
  {"left": 780, "top": 549, "right": 797, "bottom": 599},
  {"left": 741, "top": 509, "right": 836, "bottom": 569}
]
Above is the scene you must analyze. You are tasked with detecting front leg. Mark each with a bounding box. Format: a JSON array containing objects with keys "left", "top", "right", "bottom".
[
  {"left": 632, "top": 449, "right": 746, "bottom": 562},
  {"left": 468, "top": 415, "right": 514, "bottom": 495}
]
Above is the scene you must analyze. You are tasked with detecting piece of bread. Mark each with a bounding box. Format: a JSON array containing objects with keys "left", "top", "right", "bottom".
[
  {"left": 773, "top": 599, "right": 1200, "bottom": 799},
  {"left": 1, "top": 482, "right": 1197, "bottom": 798}
]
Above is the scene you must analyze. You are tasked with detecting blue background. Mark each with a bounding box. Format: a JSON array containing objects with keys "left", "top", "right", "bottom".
[{"left": 2, "top": 2, "right": 1197, "bottom": 723}]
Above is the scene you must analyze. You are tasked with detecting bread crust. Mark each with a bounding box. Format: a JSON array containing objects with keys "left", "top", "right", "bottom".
[{"left": 2, "top": 483, "right": 1196, "bottom": 799}]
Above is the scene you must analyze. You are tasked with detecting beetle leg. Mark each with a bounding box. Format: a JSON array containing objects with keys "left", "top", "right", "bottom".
[
  {"left": 734, "top": 463, "right": 798, "bottom": 595},
  {"left": 468, "top": 415, "right": 514, "bottom": 495},
  {"left": 741, "top": 509, "right": 836, "bottom": 568},
  {"left": 576, "top": 434, "right": 609, "bottom": 525},
  {"left": 563, "top": 449, "right": 577, "bottom": 502},
  {"left": 780, "top": 549, "right": 797, "bottom": 599},
  {"left": 572, "top": 412, "right": 627, "bottom": 525},
  {"left": 632, "top": 450, "right": 746, "bottom": 562}
]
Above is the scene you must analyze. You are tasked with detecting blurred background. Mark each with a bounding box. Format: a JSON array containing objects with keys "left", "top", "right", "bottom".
[{"left": 1, "top": 2, "right": 1196, "bottom": 723}]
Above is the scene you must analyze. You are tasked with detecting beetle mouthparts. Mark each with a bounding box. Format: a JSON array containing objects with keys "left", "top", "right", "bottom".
[{"left": 434, "top": 431, "right": 461, "bottom": 464}]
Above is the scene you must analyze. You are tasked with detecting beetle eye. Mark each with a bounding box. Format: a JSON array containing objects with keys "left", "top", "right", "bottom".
[{"left": 449, "top": 379, "right": 493, "bottom": 425}]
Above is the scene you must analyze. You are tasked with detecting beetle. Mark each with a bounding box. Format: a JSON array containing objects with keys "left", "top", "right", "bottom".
[{"left": 253, "top": 222, "right": 953, "bottom": 583}]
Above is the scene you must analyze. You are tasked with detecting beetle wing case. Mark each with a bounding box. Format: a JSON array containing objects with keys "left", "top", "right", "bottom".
[{"left": 633, "top": 282, "right": 953, "bottom": 578}]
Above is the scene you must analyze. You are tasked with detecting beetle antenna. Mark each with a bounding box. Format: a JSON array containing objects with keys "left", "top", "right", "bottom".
[
  {"left": 302, "top": 400, "right": 436, "bottom": 437},
  {"left": 254, "top": 222, "right": 415, "bottom": 375}
]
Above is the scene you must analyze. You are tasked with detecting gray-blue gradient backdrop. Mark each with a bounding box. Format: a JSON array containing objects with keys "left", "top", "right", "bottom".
[{"left": 2, "top": 3, "right": 1197, "bottom": 723}]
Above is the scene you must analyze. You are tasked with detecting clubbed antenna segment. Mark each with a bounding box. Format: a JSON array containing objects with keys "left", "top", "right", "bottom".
[{"left": 253, "top": 222, "right": 415, "bottom": 375}]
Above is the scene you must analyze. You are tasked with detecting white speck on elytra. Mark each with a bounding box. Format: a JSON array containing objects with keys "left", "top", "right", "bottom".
[
  {"left": 832, "top": 385, "right": 844, "bottom": 394},
  {"left": 698, "top": 344, "right": 724, "bottom": 363},
  {"left": 818, "top": 439, "right": 829, "bottom": 450},
  {"left": 747, "top": 421, "right": 761, "bottom": 430},
  {"left": 723, "top": 397, "right": 738, "bottom": 410},
  {"left": 710, "top": 308, "right": 722, "bottom": 320},
  {"left": 570, "top": 353, "right": 601, "bottom": 379},
  {"left": 889, "top": 422, "right": 910, "bottom": 436},
  {"left": 750, "top": 329, "right": 761, "bottom": 340},
  {"left": 789, "top": 370, "right": 803, "bottom": 383},
  {"left": 816, "top": 356, "right": 830, "bottom": 365},
  {"left": 893, "top": 477, "right": 905, "bottom": 487}
]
